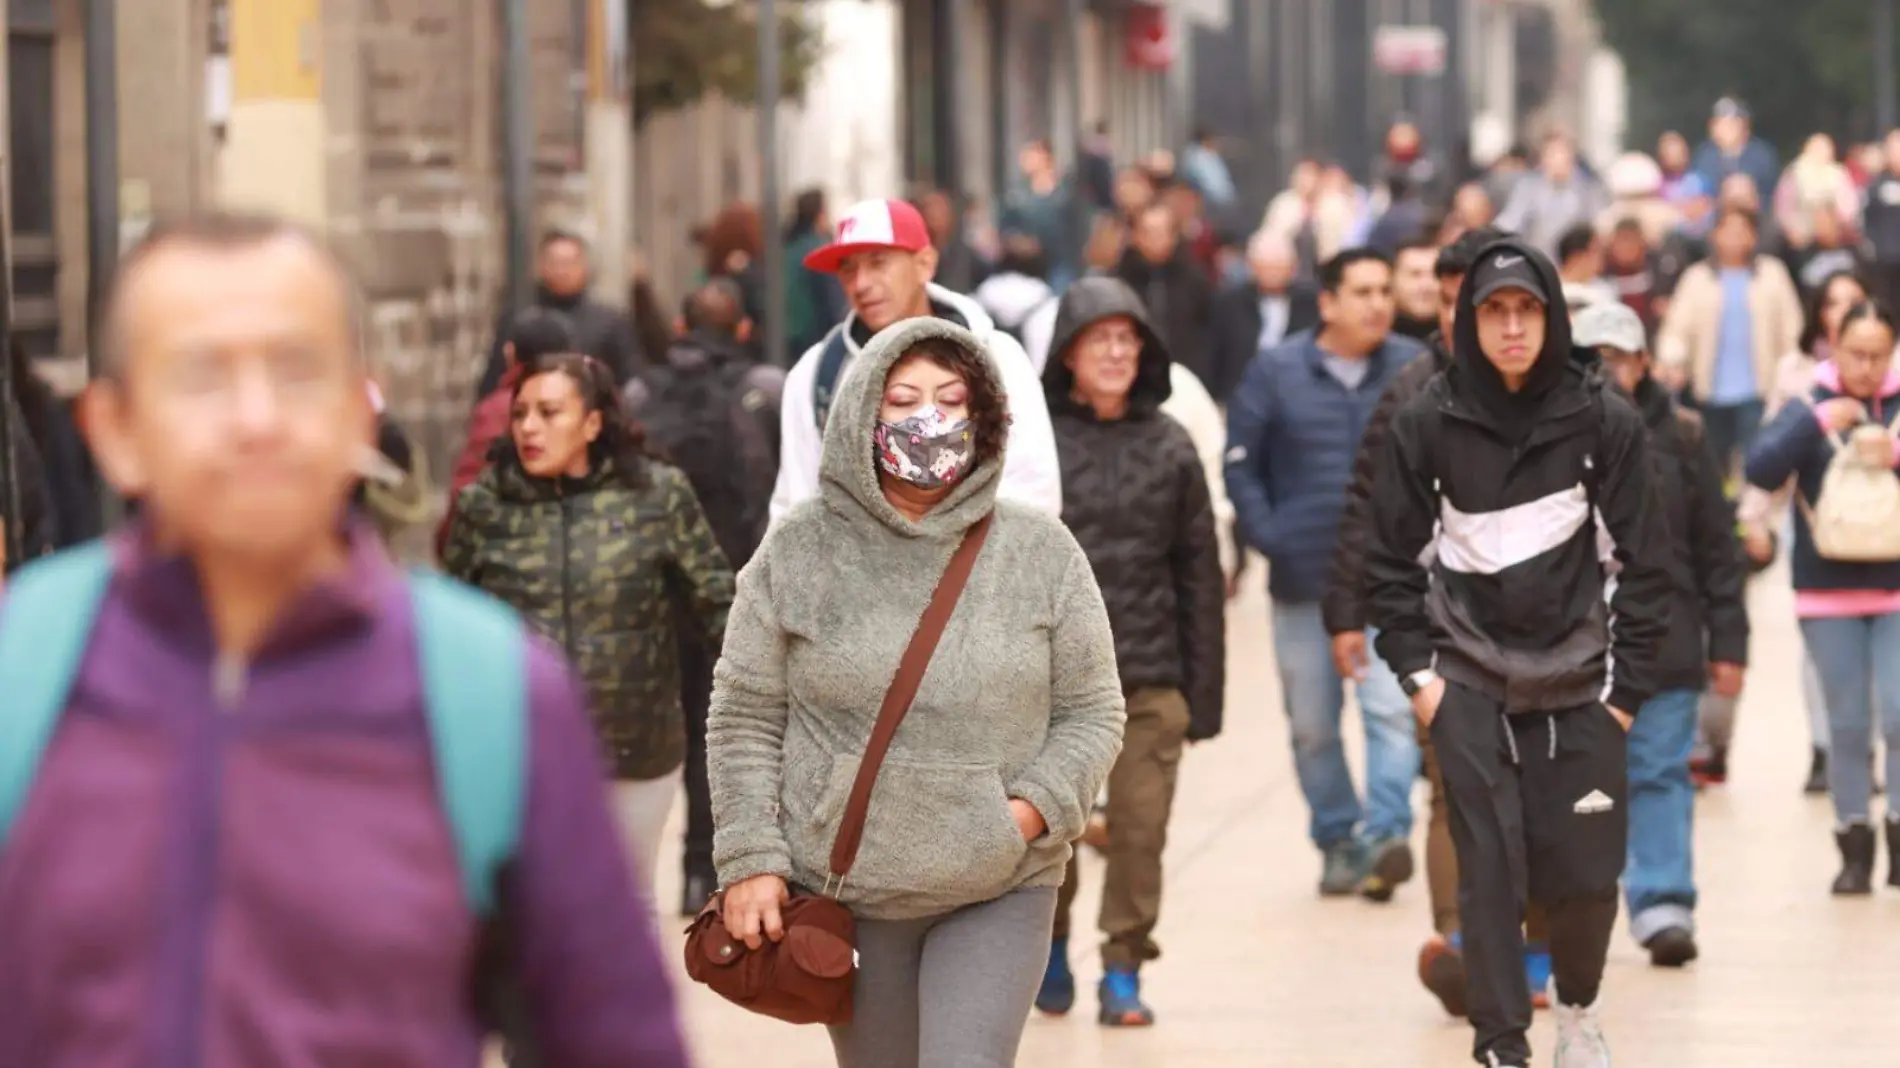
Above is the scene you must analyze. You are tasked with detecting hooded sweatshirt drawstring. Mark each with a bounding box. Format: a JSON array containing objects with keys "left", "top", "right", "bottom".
[
  {"left": 1503, "top": 715, "right": 1521, "bottom": 766},
  {"left": 1550, "top": 714, "right": 1559, "bottom": 760}
]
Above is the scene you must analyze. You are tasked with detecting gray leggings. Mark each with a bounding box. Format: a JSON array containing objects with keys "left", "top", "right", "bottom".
[{"left": 828, "top": 887, "right": 1057, "bottom": 1068}]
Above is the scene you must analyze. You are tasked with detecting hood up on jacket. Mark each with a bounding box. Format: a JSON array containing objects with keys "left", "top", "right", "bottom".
[
  {"left": 1041, "top": 276, "right": 1174, "bottom": 418},
  {"left": 818, "top": 316, "right": 1006, "bottom": 539},
  {"left": 1448, "top": 237, "right": 1579, "bottom": 440}
]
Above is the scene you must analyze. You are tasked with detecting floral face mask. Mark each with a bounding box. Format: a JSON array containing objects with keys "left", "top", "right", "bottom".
[{"left": 873, "top": 405, "right": 974, "bottom": 490}]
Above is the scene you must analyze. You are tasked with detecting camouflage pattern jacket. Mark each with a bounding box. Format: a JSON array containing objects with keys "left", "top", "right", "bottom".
[{"left": 444, "top": 457, "right": 734, "bottom": 780}]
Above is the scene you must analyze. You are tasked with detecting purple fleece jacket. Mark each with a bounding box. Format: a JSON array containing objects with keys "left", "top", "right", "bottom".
[{"left": 0, "top": 524, "right": 693, "bottom": 1068}]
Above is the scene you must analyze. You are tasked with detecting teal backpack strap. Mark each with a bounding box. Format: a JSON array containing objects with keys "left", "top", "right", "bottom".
[
  {"left": 0, "top": 541, "right": 115, "bottom": 845},
  {"left": 409, "top": 571, "right": 528, "bottom": 917}
]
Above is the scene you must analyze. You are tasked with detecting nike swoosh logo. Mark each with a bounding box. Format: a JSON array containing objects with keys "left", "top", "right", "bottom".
[{"left": 1495, "top": 254, "right": 1524, "bottom": 268}]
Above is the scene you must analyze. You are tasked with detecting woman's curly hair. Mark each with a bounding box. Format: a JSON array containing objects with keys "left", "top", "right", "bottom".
[
  {"left": 890, "top": 336, "right": 1011, "bottom": 470},
  {"left": 496, "top": 352, "right": 655, "bottom": 489}
]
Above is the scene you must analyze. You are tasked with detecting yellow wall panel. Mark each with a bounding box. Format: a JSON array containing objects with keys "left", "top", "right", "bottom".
[{"left": 230, "top": 0, "right": 321, "bottom": 102}]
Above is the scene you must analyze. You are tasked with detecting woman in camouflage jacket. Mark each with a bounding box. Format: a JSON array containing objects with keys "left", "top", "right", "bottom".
[{"left": 444, "top": 351, "right": 734, "bottom": 898}]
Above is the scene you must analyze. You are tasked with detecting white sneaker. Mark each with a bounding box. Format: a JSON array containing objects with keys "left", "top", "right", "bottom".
[{"left": 1551, "top": 983, "right": 1612, "bottom": 1068}]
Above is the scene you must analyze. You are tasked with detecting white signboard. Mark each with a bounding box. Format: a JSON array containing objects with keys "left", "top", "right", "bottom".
[{"left": 1374, "top": 25, "right": 1448, "bottom": 77}]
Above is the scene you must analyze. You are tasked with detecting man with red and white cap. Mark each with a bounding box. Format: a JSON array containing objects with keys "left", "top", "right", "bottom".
[{"left": 768, "top": 198, "right": 1061, "bottom": 520}]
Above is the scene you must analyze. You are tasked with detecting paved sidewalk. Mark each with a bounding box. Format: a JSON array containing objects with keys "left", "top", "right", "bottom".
[{"left": 659, "top": 565, "right": 1900, "bottom": 1066}]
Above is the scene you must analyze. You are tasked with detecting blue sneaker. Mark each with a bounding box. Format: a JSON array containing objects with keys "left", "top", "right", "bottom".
[
  {"left": 1034, "top": 939, "right": 1075, "bottom": 1016},
  {"left": 1097, "top": 967, "right": 1155, "bottom": 1027},
  {"left": 1524, "top": 943, "right": 1553, "bottom": 1010}
]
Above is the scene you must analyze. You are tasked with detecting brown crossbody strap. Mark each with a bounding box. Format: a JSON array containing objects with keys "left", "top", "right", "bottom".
[{"left": 824, "top": 514, "right": 994, "bottom": 886}]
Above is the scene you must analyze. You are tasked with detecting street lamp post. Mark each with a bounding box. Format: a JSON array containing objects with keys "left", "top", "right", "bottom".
[
  {"left": 1878, "top": 0, "right": 1897, "bottom": 134},
  {"left": 501, "top": 0, "right": 534, "bottom": 316},
  {"left": 84, "top": 0, "right": 121, "bottom": 525},
  {"left": 759, "top": 0, "right": 787, "bottom": 366}
]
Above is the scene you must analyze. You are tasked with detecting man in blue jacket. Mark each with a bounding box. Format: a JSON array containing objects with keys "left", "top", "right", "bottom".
[
  {"left": 1225, "top": 247, "right": 1427, "bottom": 896},
  {"left": 1692, "top": 98, "right": 1780, "bottom": 208}
]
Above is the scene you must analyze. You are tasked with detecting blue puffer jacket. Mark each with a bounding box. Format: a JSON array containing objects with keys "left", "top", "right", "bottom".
[{"left": 1225, "top": 328, "right": 1425, "bottom": 603}]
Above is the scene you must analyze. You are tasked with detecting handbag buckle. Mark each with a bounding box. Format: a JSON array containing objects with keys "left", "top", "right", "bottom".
[{"left": 822, "top": 872, "right": 847, "bottom": 898}]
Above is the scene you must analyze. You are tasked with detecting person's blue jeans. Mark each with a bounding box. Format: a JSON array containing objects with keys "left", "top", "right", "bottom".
[
  {"left": 1623, "top": 688, "right": 1699, "bottom": 943},
  {"left": 1800, "top": 613, "right": 1900, "bottom": 824},
  {"left": 1270, "top": 600, "right": 1420, "bottom": 848}
]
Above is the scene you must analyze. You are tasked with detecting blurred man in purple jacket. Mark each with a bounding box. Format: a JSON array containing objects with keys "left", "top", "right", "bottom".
[{"left": 0, "top": 213, "right": 692, "bottom": 1068}]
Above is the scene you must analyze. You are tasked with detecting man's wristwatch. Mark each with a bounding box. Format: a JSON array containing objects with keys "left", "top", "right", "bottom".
[{"left": 1400, "top": 669, "right": 1440, "bottom": 698}]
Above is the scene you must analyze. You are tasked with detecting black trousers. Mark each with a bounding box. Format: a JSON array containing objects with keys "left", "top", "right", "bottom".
[
  {"left": 679, "top": 628, "right": 717, "bottom": 881},
  {"left": 1431, "top": 683, "right": 1627, "bottom": 1067}
]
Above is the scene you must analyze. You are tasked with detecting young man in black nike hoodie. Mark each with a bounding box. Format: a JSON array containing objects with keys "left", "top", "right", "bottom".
[{"left": 1364, "top": 237, "right": 1672, "bottom": 1068}]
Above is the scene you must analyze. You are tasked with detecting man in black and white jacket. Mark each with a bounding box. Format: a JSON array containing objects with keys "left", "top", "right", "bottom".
[{"left": 1364, "top": 237, "right": 1672, "bottom": 1068}]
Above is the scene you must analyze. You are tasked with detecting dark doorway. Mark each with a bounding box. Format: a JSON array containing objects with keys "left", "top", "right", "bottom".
[{"left": 9, "top": 0, "right": 61, "bottom": 360}]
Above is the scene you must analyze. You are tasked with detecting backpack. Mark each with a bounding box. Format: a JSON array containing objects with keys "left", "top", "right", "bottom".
[
  {"left": 638, "top": 344, "right": 778, "bottom": 567},
  {"left": 812, "top": 328, "right": 852, "bottom": 433},
  {"left": 1795, "top": 402, "right": 1900, "bottom": 562},
  {"left": 0, "top": 542, "right": 526, "bottom": 918}
]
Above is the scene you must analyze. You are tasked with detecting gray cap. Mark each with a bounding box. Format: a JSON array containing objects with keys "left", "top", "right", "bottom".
[
  {"left": 1572, "top": 301, "right": 1647, "bottom": 355},
  {"left": 1469, "top": 250, "right": 1549, "bottom": 307}
]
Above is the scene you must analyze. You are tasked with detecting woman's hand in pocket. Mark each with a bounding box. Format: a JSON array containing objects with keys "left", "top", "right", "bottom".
[{"left": 1008, "top": 798, "right": 1047, "bottom": 842}]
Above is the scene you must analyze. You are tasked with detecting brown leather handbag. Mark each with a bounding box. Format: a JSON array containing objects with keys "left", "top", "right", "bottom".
[{"left": 683, "top": 515, "right": 995, "bottom": 1026}]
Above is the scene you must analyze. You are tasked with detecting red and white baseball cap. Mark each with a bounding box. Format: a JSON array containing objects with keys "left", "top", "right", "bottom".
[{"left": 802, "top": 198, "right": 933, "bottom": 273}]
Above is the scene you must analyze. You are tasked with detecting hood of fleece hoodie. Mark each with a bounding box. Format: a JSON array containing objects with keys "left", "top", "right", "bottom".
[
  {"left": 817, "top": 315, "right": 1006, "bottom": 539},
  {"left": 1449, "top": 237, "right": 1576, "bottom": 430},
  {"left": 1041, "top": 276, "right": 1174, "bottom": 417}
]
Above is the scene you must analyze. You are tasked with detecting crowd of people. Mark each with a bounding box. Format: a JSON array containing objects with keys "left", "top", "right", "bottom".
[{"left": 2, "top": 91, "right": 1899, "bottom": 1068}]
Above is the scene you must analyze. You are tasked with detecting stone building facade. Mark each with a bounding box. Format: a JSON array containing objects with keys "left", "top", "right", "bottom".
[{"left": 14, "top": 0, "right": 629, "bottom": 480}]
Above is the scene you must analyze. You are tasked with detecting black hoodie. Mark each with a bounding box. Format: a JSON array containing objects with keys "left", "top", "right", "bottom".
[
  {"left": 1623, "top": 374, "right": 1750, "bottom": 689},
  {"left": 1363, "top": 238, "right": 1672, "bottom": 716},
  {"left": 1042, "top": 276, "right": 1226, "bottom": 740}
]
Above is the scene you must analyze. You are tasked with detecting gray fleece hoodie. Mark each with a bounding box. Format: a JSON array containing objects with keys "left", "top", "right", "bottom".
[{"left": 708, "top": 317, "right": 1126, "bottom": 921}]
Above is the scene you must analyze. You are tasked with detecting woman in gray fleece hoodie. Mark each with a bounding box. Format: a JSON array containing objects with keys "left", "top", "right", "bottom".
[{"left": 708, "top": 316, "right": 1126, "bottom": 1067}]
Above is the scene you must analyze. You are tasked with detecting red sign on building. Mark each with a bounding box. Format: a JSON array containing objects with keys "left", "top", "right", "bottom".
[{"left": 1125, "top": 4, "right": 1173, "bottom": 72}]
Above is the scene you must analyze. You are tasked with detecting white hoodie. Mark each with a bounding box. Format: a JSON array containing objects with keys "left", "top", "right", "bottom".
[{"left": 768, "top": 283, "right": 1063, "bottom": 522}]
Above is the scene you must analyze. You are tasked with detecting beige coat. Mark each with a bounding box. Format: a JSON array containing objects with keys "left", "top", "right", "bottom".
[{"left": 1656, "top": 256, "right": 1804, "bottom": 404}]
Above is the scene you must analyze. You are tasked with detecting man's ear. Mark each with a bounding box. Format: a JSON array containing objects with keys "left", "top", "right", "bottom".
[
  {"left": 915, "top": 246, "right": 941, "bottom": 285},
  {"left": 737, "top": 317, "right": 754, "bottom": 342},
  {"left": 672, "top": 316, "right": 686, "bottom": 337},
  {"left": 79, "top": 379, "right": 149, "bottom": 498}
]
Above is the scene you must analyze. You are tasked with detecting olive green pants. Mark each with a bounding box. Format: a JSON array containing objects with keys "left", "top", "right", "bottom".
[{"left": 1051, "top": 687, "right": 1189, "bottom": 969}]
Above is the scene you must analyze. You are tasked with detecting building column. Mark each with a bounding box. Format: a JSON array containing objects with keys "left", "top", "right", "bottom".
[
  {"left": 584, "top": 0, "right": 630, "bottom": 303},
  {"left": 221, "top": 0, "right": 325, "bottom": 225},
  {"left": 117, "top": 0, "right": 209, "bottom": 228}
]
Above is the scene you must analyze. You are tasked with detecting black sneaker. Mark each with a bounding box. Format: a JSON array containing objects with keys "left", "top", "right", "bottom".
[
  {"left": 1887, "top": 819, "right": 1900, "bottom": 890},
  {"left": 679, "top": 870, "right": 717, "bottom": 918},
  {"left": 1804, "top": 748, "right": 1829, "bottom": 796},
  {"left": 1358, "top": 837, "right": 1415, "bottom": 903},
  {"left": 1644, "top": 926, "right": 1699, "bottom": 968}
]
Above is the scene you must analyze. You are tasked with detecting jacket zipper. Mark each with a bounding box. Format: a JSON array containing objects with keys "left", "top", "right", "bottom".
[
  {"left": 173, "top": 650, "right": 238, "bottom": 1068},
  {"left": 212, "top": 651, "right": 247, "bottom": 710},
  {"left": 559, "top": 493, "right": 577, "bottom": 663}
]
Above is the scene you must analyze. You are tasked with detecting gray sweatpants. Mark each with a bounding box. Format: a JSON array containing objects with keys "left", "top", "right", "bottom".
[{"left": 828, "top": 887, "right": 1057, "bottom": 1068}]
